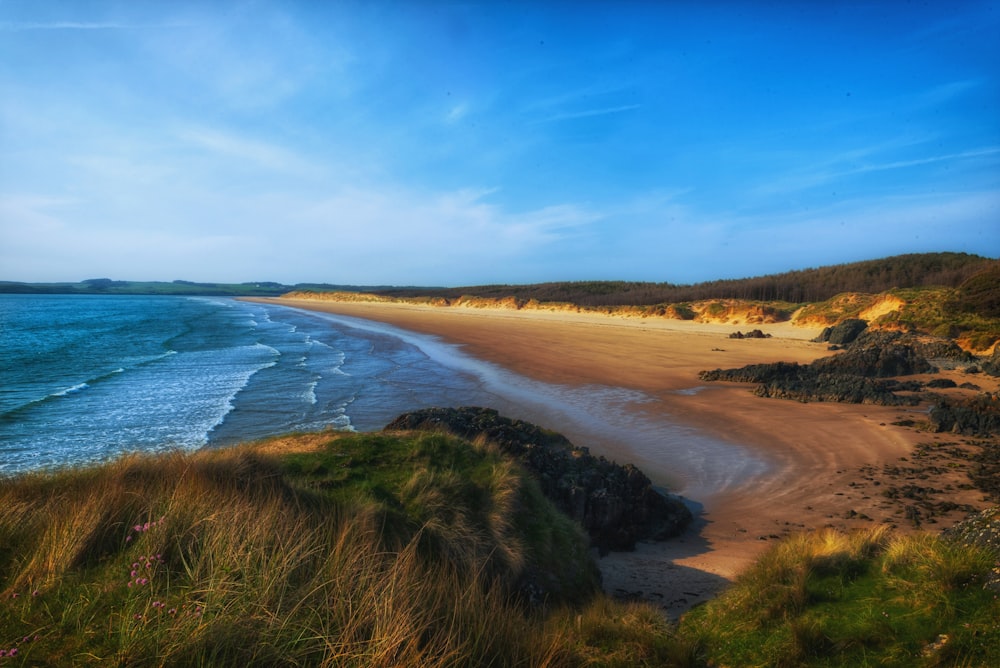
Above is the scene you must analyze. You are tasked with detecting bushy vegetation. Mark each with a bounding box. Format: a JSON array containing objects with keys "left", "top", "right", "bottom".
[
  {"left": 680, "top": 527, "right": 1000, "bottom": 667},
  {"left": 376, "top": 253, "right": 995, "bottom": 307},
  {"left": 2, "top": 432, "right": 998, "bottom": 666}
]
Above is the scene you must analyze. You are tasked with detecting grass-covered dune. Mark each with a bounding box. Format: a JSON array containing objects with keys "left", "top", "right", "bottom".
[
  {"left": 2, "top": 428, "right": 998, "bottom": 666},
  {"left": 0, "top": 431, "right": 676, "bottom": 666}
]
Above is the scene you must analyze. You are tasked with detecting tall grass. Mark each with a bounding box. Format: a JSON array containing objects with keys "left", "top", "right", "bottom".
[
  {"left": 4, "top": 432, "right": 997, "bottom": 666},
  {"left": 0, "top": 433, "right": 683, "bottom": 666},
  {"left": 681, "top": 526, "right": 1000, "bottom": 667}
]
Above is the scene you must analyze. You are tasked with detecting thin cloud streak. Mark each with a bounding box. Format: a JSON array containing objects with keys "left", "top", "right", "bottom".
[{"left": 532, "top": 104, "right": 641, "bottom": 124}]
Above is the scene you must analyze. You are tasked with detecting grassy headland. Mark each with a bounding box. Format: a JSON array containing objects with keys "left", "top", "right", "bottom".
[{"left": 2, "top": 429, "right": 998, "bottom": 666}]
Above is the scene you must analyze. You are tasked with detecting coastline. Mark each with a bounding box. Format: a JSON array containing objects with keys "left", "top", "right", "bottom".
[{"left": 246, "top": 296, "right": 991, "bottom": 617}]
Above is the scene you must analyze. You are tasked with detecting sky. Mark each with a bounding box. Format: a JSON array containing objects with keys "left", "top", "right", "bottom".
[{"left": 1, "top": 1, "right": 998, "bottom": 287}]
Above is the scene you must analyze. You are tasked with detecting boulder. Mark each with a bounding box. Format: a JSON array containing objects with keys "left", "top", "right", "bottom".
[{"left": 814, "top": 318, "right": 868, "bottom": 345}]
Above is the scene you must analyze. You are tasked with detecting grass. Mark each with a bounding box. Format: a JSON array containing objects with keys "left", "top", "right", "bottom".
[
  {"left": 680, "top": 526, "right": 1000, "bottom": 667},
  {"left": 0, "top": 432, "right": 678, "bottom": 666},
  {"left": 2, "top": 431, "right": 998, "bottom": 666},
  {"left": 797, "top": 287, "right": 1000, "bottom": 351}
]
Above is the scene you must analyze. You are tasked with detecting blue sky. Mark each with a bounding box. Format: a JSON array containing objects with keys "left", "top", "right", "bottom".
[{"left": 1, "top": 1, "right": 997, "bottom": 286}]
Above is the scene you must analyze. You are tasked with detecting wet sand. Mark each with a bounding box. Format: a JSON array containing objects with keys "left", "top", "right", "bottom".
[{"left": 248, "top": 297, "right": 993, "bottom": 617}]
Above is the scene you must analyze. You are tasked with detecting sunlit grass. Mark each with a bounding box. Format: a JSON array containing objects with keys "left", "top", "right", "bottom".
[
  {"left": 680, "top": 526, "right": 1000, "bottom": 667},
  {"left": 0, "top": 433, "right": 684, "bottom": 666},
  {"left": 3, "top": 432, "right": 998, "bottom": 666}
]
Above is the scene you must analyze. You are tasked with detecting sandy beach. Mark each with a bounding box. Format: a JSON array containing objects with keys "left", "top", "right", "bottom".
[{"left": 250, "top": 297, "right": 994, "bottom": 618}]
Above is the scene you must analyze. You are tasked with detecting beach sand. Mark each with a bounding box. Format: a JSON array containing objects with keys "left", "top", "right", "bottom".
[{"left": 250, "top": 297, "right": 994, "bottom": 618}]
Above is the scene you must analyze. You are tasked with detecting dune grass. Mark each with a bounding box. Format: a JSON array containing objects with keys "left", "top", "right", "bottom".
[
  {"left": 2, "top": 431, "right": 998, "bottom": 666},
  {"left": 680, "top": 526, "right": 1000, "bottom": 667},
  {"left": 0, "top": 432, "right": 682, "bottom": 666}
]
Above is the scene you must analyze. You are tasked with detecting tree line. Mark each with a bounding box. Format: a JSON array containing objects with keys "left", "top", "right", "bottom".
[{"left": 376, "top": 253, "right": 997, "bottom": 307}]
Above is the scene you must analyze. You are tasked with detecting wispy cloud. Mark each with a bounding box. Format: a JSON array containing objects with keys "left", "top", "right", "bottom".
[
  {"left": 751, "top": 144, "right": 1000, "bottom": 198},
  {"left": 846, "top": 146, "right": 1000, "bottom": 176},
  {"left": 176, "top": 127, "right": 321, "bottom": 177},
  {"left": 445, "top": 102, "right": 469, "bottom": 124},
  {"left": 532, "top": 104, "right": 641, "bottom": 124}
]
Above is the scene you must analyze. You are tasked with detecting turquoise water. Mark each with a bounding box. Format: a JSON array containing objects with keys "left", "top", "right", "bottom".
[{"left": 0, "top": 295, "right": 493, "bottom": 474}]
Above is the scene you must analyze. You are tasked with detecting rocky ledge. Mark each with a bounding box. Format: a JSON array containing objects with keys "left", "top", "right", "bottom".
[
  {"left": 384, "top": 407, "right": 693, "bottom": 552},
  {"left": 700, "top": 330, "right": 976, "bottom": 407}
]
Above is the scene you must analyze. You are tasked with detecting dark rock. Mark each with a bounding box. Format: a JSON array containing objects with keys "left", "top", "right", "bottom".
[
  {"left": 813, "top": 318, "right": 868, "bottom": 345},
  {"left": 928, "top": 393, "right": 1000, "bottom": 437},
  {"left": 926, "top": 378, "right": 957, "bottom": 389},
  {"left": 813, "top": 331, "right": 934, "bottom": 378},
  {"left": 384, "top": 407, "right": 693, "bottom": 552},
  {"left": 729, "top": 329, "right": 771, "bottom": 339},
  {"left": 700, "top": 330, "right": 945, "bottom": 406},
  {"left": 983, "top": 347, "right": 1000, "bottom": 377}
]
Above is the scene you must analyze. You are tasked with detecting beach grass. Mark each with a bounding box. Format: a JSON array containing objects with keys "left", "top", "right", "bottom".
[
  {"left": 2, "top": 432, "right": 998, "bottom": 666},
  {"left": 679, "top": 526, "right": 1000, "bottom": 667},
  {"left": 0, "top": 432, "right": 683, "bottom": 666}
]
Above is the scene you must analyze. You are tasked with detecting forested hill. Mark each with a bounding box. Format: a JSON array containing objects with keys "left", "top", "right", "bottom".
[{"left": 375, "top": 253, "right": 997, "bottom": 307}]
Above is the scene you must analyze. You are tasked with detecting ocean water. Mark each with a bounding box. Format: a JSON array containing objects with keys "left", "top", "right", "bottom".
[
  {"left": 0, "top": 294, "right": 771, "bottom": 499},
  {"left": 0, "top": 294, "right": 497, "bottom": 474}
]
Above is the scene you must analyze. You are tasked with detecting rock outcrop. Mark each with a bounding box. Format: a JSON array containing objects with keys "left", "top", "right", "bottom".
[
  {"left": 729, "top": 329, "right": 771, "bottom": 339},
  {"left": 983, "top": 347, "right": 1000, "bottom": 377},
  {"left": 384, "top": 407, "right": 692, "bottom": 552},
  {"left": 700, "top": 331, "right": 940, "bottom": 405},
  {"left": 929, "top": 393, "right": 1000, "bottom": 437}
]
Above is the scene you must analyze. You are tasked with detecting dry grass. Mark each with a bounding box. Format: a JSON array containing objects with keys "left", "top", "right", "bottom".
[{"left": 0, "top": 433, "right": 685, "bottom": 666}]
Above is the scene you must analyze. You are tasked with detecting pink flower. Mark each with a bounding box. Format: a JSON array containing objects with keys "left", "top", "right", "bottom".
[{"left": 125, "top": 535, "right": 132, "bottom": 542}]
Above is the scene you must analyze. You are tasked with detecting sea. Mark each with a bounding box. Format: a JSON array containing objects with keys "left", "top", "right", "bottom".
[
  {"left": 0, "top": 294, "right": 770, "bottom": 497},
  {"left": 0, "top": 294, "right": 500, "bottom": 474}
]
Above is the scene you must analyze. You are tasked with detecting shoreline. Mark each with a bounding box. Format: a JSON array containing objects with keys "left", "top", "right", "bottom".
[{"left": 246, "top": 296, "right": 993, "bottom": 617}]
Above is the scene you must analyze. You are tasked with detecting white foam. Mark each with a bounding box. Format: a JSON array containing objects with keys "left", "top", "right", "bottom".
[{"left": 52, "top": 382, "right": 89, "bottom": 397}]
